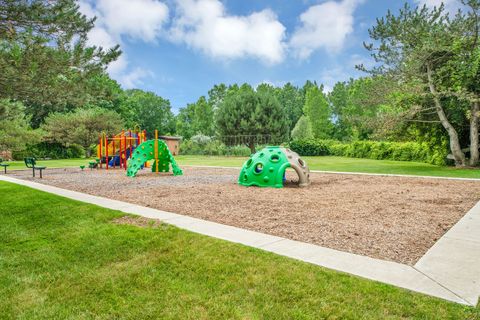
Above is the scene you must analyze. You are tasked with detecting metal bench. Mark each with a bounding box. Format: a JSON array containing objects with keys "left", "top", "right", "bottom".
[
  {"left": 0, "top": 158, "right": 9, "bottom": 174},
  {"left": 24, "top": 157, "right": 46, "bottom": 178}
]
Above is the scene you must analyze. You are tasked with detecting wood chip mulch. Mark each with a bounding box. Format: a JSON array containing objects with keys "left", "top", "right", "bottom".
[{"left": 12, "top": 166, "right": 480, "bottom": 265}]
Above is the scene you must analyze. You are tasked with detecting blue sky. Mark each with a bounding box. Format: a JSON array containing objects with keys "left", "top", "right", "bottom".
[{"left": 79, "top": 0, "right": 457, "bottom": 112}]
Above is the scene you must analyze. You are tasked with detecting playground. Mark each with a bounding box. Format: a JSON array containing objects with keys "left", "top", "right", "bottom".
[{"left": 9, "top": 165, "right": 480, "bottom": 265}]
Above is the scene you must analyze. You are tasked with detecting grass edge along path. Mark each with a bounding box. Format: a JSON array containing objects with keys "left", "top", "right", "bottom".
[{"left": 0, "top": 181, "right": 478, "bottom": 319}]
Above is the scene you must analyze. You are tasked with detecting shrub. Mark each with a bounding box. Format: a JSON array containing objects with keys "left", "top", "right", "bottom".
[
  {"left": 289, "top": 139, "right": 330, "bottom": 156},
  {"left": 180, "top": 139, "right": 254, "bottom": 156},
  {"left": 191, "top": 134, "right": 212, "bottom": 145},
  {"left": 12, "top": 142, "right": 86, "bottom": 160},
  {"left": 289, "top": 139, "right": 447, "bottom": 165}
]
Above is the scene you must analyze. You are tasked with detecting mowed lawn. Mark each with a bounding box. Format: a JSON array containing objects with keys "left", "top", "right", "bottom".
[
  {"left": 4, "top": 155, "right": 480, "bottom": 179},
  {"left": 0, "top": 182, "right": 478, "bottom": 319},
  {"left": 4, "top": 158, "right": 94, "bottom": 170}
]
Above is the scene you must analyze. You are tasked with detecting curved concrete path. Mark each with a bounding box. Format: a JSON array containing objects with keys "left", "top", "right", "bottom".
[{"left": 1, "top": 174, "right": 479, "bottom": 306}]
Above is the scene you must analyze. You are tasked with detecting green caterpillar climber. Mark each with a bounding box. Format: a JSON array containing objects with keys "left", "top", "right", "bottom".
[{"left": 126, "top": 139, "right": 183, "bottom": 177}]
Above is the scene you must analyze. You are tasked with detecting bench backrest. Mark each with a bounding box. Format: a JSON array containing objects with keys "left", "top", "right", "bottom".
[{"left": 24, "top": 157, "right": 37, "bottom": 168}]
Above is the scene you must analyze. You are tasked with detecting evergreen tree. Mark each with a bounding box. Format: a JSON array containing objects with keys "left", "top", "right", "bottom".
[
  {"left": 216, "top": 84, "right": 289, "bottom": 153},
  {"left": 303, "top": 86, "right": 333, "bottom": 139},
  {"left": 362, "top": 1, "right": 480, "bottom": 166},
  {"left": 0, "top": 0, "right": 121, "bottom": 126},
  {"left": 274, "top": 83, "right": 304, "bottom": 132},
  {"left": 291, "top": 115, "right": 314, "bottom": 140}
]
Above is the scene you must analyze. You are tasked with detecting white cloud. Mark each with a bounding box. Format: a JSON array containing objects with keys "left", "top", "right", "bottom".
[
  {"left": 290, "top": 0, "right": 364, "bottom": 59},
  {"left": 78, "top": 0, "right": 168, "bottom": 88},
  {"left": 255, "top": 80, "right": 287, "bottom": 88},
  {"left": 170, "top": 0, "right": 286, "bottom": 64},
  {"left": 96, "top": 0, "right": 169, "bottom": 42},
  {"left": 120, "top": 67, "right": 154, "bottom": 89}
]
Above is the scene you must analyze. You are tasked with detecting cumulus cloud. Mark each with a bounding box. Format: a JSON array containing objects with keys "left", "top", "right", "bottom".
[
  {"left": 96, "top": 0, "right": 169, "bottom": 42},
  {"left": 169, "top": 0, "right": 286, "bottom": 64},
  {"left": 78, "top": 0, "right": 169, "bottom": 88},
  {"left": 120, "top": 67, "right": 154, "bottom": 89},
  {"left": 290, "top": 0, "right": 364, "bottom": 59}
]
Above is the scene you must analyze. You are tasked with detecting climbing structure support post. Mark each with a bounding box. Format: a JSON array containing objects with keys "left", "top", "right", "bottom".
[
  {"left": 154, "top": 129, "right": 159, "bottom": 173},
  {"left": 128, "top": 129, "right": 132, "bottom": 162},
  {"left": 143, "top": 130, "right": 149, "bottom": 168},
  {"left": 100, "top": 134, "right": 103, "bottom": 169},
  {"left": 97, "top": 136, "right": 101, "bottom": 161},
  {"left": 113, "top": 138, "right": 116, "bottom": 169},
  {"left": 105, "top": 136, "right": 109, "bottom": 170},
  {"left": 123, "top": 135, "right": 127, "bottom": 170},
  {"left": 97, "top": 135, "right": 101, "bottom": 168}
]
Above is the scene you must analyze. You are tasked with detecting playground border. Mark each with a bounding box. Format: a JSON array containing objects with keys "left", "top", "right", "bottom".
[
  {"left": 1, "top": 174, "right": 479, "bottom": 306},
  {"left": 182, "top": 165, "right": 480, "bottom": 181}
]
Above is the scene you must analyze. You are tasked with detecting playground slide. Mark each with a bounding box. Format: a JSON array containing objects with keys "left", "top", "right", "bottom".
[
  {"left": 108, "top": 147, "right": 134, "bottom": 167},
  {"left": 127, "top": 139, "right": 182, "bottom": 177}
]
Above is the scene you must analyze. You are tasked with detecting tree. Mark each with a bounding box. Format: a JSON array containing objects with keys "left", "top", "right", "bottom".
[
  {"left": 216, "top": 84, "right": 289, "bottom": 153},
  {"left": 0, "top": 0, "right": 121, "bottom": 126},
  {"left": 0, "top": 99, "right": 40, "bottom": 153},
  {"left": 329, "top": 77, "right": 395, "bottom": 140},
  {"left": 175, "top": 103, "right": 195, "bottom": 139},
  {"left": 119, "top": 89, "right": 175, "bottom": 136},
  {"left": 177, "top": 84, "right": 238, "bottom": 139},
  {"left": 303, "top": 86, "right": 333, "bottom": 139},
  {"left": 175, "top": 96, "right": 214, "bottom": 139},
  {"left": 291, "top": 115, "right": 314, "bottom": 140},
  {"left": 207, "top": 83, "right": 228, "bottom": 111},
  {"left": 274, "top": 83, "right": 304, "bottom": 133},
  {"left": 42, "top": 107, "right": 124, "bottom": 155},
  {"left": 192, "top": 96, "right": 215, "bottom": 136},
  {"left": 362, "top": 1, "right": 480, "bottom": 166}
]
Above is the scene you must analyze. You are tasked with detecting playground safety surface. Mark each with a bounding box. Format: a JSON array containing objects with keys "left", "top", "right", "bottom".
[{"left": 10, "top": 166, "right": 480, "bottom": 265}]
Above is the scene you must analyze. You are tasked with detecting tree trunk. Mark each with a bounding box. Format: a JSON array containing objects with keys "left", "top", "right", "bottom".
[
  {"left": 247, "top": 140, "right": 256, "bottom": 155},
  {"left": 426, "top": 64, "right": 466, "bottom": 166},
  {"left": 470, "top": 101, "right": 479, "bottom": 166}
]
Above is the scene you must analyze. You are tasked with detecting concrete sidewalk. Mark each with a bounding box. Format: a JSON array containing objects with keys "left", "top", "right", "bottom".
[{"left": 1, "top": 174, "right": 479, "bottom": 306}]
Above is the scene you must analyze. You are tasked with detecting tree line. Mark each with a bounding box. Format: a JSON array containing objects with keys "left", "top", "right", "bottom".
[{"left": 1, "top": 0, "right": 479, "bottom": 167}]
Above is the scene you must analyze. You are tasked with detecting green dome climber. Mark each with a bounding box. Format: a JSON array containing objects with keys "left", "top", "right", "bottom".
[{"left": 238, "top": 146, "right": 310, "bottom": 188}]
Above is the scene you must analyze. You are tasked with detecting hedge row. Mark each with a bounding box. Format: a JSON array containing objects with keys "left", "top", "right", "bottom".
[
  {"left": 12, "top": 142, "right": 85, "bottom": 160},
  {"left": 289, "top": 139, "right": 448, "bottom": 165},
  {"left": 180, "top": 140, "right": 253, "bottom": 157}
]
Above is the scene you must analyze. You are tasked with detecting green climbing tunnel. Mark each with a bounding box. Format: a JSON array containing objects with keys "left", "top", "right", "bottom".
[{"left": 127, "top": 139, "right": 183, "bottom": 177}]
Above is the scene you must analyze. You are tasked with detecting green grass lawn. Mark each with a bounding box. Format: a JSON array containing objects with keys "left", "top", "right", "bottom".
[
  {"left": 4, "top": 155, "right": 480, "bottom": 178},
  {"left": 5, "top": 158, "right": 95, "bottom": 170},
  {"left": 0, "top": 182, "right": 478, "bottom": 319}
]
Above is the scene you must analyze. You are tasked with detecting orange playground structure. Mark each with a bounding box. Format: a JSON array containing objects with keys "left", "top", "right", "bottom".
[{"left": 97, "top": 129, "right": 147, "bottom": 170}]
